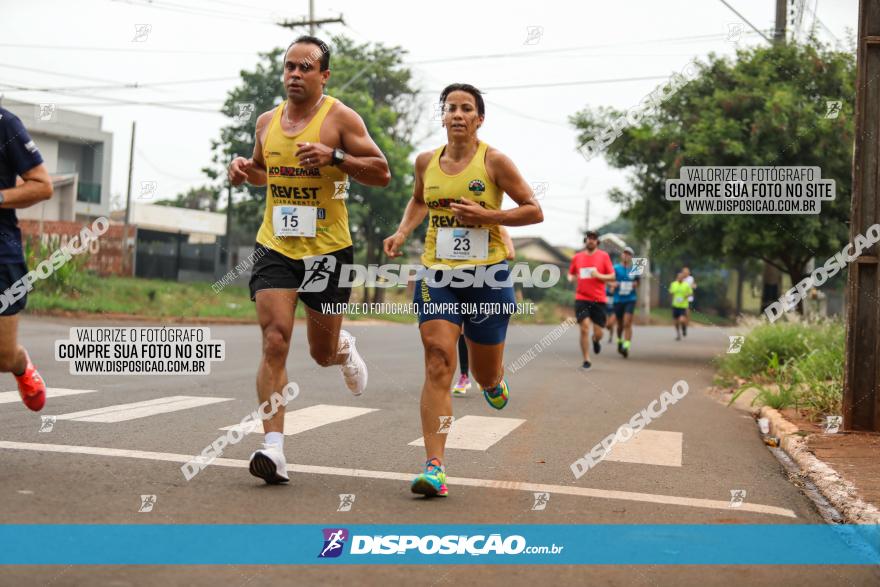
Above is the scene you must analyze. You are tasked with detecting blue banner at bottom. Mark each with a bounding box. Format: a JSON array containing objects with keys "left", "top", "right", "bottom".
[{"left": 1, "top": 525, "right": 878, "bottom": 565}]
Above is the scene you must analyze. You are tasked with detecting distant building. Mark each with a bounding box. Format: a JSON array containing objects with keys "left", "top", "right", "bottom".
[
  {"left": 110, "top": 203, "right": 227, "bottom": 282},
  {"left": 598, "top": 233, "right": 627, "bottom": 260},
  {"left": 511, "top": 236, "right": 571, "bottom": 268},
  {"left": 112, "top": 202, "right": 226, "bottom": 243},
  {"left": 1, "top": 98, "right": 113, "bottom": 222}
]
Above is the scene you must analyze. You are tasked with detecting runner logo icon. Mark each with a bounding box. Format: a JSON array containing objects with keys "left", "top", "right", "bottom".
[
  {"left": 319, "top": 528, "right": 349, "bottom": 558},
  {"left": 300, "top": 255, "right": 337, "bottom": 293}
]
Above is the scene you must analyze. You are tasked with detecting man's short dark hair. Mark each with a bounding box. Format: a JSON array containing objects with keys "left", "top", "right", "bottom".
[
  {"left": 585, "top": 230, "right": 600, "bottom": 240},
  {"left": 287, "top": 35, "right": 331, "bottom": 71},
  {"left": 440, "top": 83, "right": 485, "bottom": 117}
]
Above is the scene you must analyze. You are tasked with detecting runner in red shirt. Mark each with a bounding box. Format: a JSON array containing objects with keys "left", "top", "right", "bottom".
[{"left": 567, "top": 230, "right": 615, "bottom": 369}]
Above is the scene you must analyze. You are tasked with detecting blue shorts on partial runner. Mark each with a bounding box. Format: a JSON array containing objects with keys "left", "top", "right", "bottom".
[
  {"left": 413, "top": 262, "right": 516, "bottom": 345},
  {"left": 614, "top": 300, "right": 637, "bottom": 320}
]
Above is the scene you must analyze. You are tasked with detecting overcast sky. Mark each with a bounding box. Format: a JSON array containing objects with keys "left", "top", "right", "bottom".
[{"left": 1, "top": 0, "right": 858, "bottom": 248}]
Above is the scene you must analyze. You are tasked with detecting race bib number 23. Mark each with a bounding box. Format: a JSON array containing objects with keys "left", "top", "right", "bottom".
[{"left": 436, "top": 227, "right": 489, "bottom": 260}]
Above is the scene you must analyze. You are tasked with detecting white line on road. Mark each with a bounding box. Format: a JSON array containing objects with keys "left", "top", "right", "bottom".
[
  {"left": 409, "top": 415, "right": 526, "bottom": 451},
  {"left": 220, "top": 404, "right": 378, "bottom": 436},
  {"left": 0, "top": 388, "right": 97, "bottom": 405},
  {"left": 604, "top": 429, "right": 683, "bottom": 467},
  {"left": 55, "top": 396, "right": 232, "bottom": 423},
  {"left": 0, "top": 440, "right": 797, "bottom": 518}
]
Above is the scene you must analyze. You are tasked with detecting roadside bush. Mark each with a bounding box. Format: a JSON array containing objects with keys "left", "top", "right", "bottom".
[
  {"left": 717, "top": 317, "right": 844, "bottom": 420},
  {"left": 23, "top": 238, "right": 90, "bottom": 295}
]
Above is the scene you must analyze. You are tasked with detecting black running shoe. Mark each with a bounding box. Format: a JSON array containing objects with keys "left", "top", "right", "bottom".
[
  {"left": 593, "top": 339, "right": 601, "bottom": 354},
  {"left": 582, "top": 360, "right": 591, "bottom": 370}
]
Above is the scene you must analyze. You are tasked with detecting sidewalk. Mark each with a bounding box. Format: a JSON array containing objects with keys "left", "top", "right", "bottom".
[
  {"left": 716, "top": 385, "right": 880, "bottom": 523},
  {"left": 778, "top": 407, "right": 880, "bottom": 520}
]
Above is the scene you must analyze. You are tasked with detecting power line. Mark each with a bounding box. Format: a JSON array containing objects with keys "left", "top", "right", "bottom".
[
  {"left": 716, "top": 0, "right": 774, "bottom": 44},
  {"left": 408, "top": 31, "right": 766, "bottom": 65},
  {"left": 6, "top": 97, "right": 224, "bottom": 107},
  {"left": 457, "top": 74, "right": 671, "bottom": 92},
  {"left": 136, "top": 147, "right": 209, "bottom": 182},
  {"left": 803, "top": 0, "right": 845, "bottom": 49},
  {"left": 1, "top": 75, "right": 239, "bottom": 93},
  {"left": 0, "top": 83, "right": 221, "bottom": 113},
  {"left": 110, "top": 0, "right": 276, "bottom": 25},
  {"left": 0, "top": 31, "right": 763, "bottom": 61},
  {"left": 483, "top": 99, "right": 570, "bottom": 127},
  {"left": 0, "top": 43, "right": 257, "bottom": 55}
]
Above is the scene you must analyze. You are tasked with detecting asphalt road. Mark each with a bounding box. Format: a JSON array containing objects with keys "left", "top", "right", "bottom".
[{"left": 1, "top": 315, "right": 877, "bottom": 586}]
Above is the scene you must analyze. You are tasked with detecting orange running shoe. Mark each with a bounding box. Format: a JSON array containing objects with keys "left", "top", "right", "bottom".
[{"left": 15, "top": 352, "right": 46, "bottom": 412}]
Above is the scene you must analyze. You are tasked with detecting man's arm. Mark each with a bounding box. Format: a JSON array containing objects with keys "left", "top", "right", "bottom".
[
  {"left": 593, "top": 255, "right": 615, "bottom": 282},
  {"left": 296, "top": 105, "right": 390, "bottom": 187},
  {"left": 0, "top": 164, "right": 52, "bottom": 209},
  {"left": 228, "top": 111, "right": 271, "bottom": 187}
]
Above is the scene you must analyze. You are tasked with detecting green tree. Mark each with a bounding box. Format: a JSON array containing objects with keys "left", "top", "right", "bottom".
[
  {"left": 204, "top": 35, "right": 420, "bottom": 302},
  {"left": 571, "top": 41, "right": 856, "bottom": 312}
]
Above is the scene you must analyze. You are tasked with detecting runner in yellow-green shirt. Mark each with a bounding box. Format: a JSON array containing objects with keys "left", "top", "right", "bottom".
[{"left": 669, "top": 272, "right": 693, "bottom": 341}]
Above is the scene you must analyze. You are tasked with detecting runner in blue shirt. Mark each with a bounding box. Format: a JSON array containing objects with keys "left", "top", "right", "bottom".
[
  {"left": 0, "top": 106, "right": 54, "bottom": 411},
  {"left": 611, "top": 246, "right": 640, "bottom": 358}
]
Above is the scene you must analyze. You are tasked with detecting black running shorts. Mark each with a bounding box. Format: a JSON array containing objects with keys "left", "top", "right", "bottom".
[
  {"left": 574, "top": 300, "right": 607, "bottom": 328},
  {"left": 248, "top": 243, "right": 353, "bottom": 314},
  {"left": 0, "top": 263, "right": 29, "bottom": 316}
]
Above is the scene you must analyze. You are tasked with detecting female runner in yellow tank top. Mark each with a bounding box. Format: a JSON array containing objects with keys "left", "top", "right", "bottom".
[{"left": 383, "top": 83, "right": 543, "bottom": 497}]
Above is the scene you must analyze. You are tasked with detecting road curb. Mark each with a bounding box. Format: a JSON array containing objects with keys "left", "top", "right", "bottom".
[{"left": 758, "top": 406, "right": 880, "bottom": 524}]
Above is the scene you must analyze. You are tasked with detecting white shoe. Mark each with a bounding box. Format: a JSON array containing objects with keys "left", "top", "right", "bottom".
[
  {"left": 338, "top": 329, "right": 367, "bottom": 396},
  {"left": 248, "top": 443, "right": 289, "bottom": 484}
]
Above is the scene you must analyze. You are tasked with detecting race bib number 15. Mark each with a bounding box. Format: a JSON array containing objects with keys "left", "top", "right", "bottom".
[
  {"left": 273, "top": 206, "right": 316, "bottom": 237},
  {"left": 436, "top": 227, "right": 489, "bottom": 260}
]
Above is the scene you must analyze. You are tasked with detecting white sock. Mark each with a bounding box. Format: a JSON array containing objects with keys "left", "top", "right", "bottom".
[{"left": 265, "top": 432, "right": 284, "bottom": 447}]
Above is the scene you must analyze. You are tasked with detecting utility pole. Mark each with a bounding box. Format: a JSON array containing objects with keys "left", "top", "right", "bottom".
[
  {"left": 584, "top": 199, "right": 591, "bottom": 232},
  {"left": 123, "top": 121, "right": 136, "bottom": 277},
  {"left": 225, "top": 157, "right": 233, "bottom": 272},
  {"left": 277, "top": 0, "right": 344, "bottom": 34},
  {"left": 843, "top": 0, "right": 880, "bottom": 432},
  {"left": 643, "top": 238, "right": 651, "bottom": 325},
  {"left": 774, "top": 0, "right": 788, "bottom": 43},
  {"left": 124, "top": 121, "right": 135, "bottom": 226}
]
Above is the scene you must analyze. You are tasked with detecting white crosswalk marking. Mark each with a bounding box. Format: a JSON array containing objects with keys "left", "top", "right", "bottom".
[
  {"left": 220, "top": 404, "right": 378, "bottom": 436},
  {"left": 55, "top": 396, "right": 232, "bottom": 423},
  {"left": 409, "top": 415, "right": 526, "bottom": 451},
  {"left": 0, "top": 388, "right": 97, "bottom": 405},
  {"left": 604, "top": 429, "right": 683, "bottom": 467}
]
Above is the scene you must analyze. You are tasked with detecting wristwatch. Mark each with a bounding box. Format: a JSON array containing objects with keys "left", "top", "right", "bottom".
[
  {"left": 0, "top": 191, "right": 5, "bottom": 206},
  {"left": 331, "top": 148, "right": 346, "bottom": 166}
]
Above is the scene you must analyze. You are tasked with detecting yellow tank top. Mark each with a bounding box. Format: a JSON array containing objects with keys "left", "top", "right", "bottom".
[
  {"left": 255, "top": 96, "right": 352, "bottom": 259},
  {"left": 420, "top": 141, "right": 507, "bottom": 268}
]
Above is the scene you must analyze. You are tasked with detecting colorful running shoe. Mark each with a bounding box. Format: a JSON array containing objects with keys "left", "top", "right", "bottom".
[
  {"left": 452, "top": 373, "right": 471, "bottom": 396},
  {"left": 410, "top": 457, "right": 447, "bottom": 497},
  {"left": 621, "top": 340, "right": 630, "bottom": 358},
  {"left": 16, "top": 351, "right": 46, "bottom": 412},
  {"left": 483, "top": 378, "right": 509, "bottom": 410}
]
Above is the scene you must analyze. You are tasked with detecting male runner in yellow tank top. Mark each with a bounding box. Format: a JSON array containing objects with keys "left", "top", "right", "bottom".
[
  {"left": 227, "top": 36, "right": 390, "bottom": 485},
  {"left": 384, "top": 83, "right": 543, "bottom": 497}
]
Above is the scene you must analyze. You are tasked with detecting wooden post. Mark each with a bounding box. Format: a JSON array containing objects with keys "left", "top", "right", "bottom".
[{"left": 843, "top": 0, "right": 880, "bottom": 432}]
